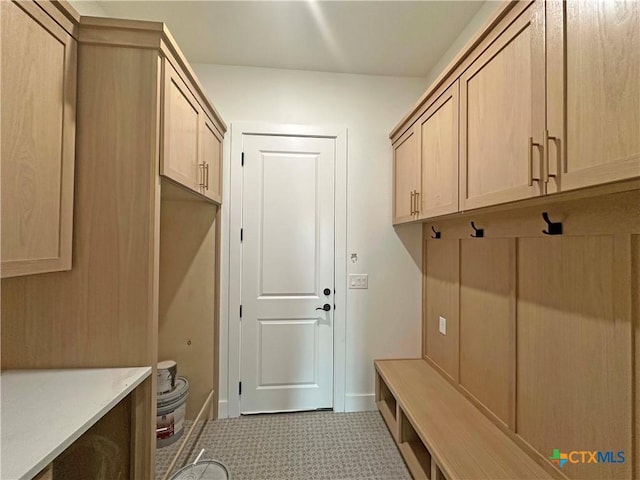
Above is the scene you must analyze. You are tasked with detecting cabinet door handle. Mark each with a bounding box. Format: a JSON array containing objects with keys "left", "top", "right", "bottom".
[
  {"left": 543, "top": 130, "right": 560, "bottom": 183},
  {"left": 414, "top": 191, "right": 420, "bottom": 215},
  {"left": 410, "top": 191, "right": 415, "bottom": 215},
  {"left": 198, "top": 162, "right": 206, "bottom": 188},
  {"left": 204, "top": 162, "right": 210, "bottom": 190},
  {"left": 528, "top": 137, "right": 542, "bottom": 186}
]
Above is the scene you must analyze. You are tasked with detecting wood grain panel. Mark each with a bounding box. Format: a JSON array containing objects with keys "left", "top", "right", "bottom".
[
  {"left": 633, "top": 235, "right": 639, "bottom": 480},
  {"left": 517, "top": 236, "right": 633, "bottom": 480},
  {"left": 1, "top": 0, "right": 76, "bottom": 277},
  {"left": 460, "top": 2, "right": 545, "bottom": 210},
  {"left": 424, "top": 189, "right": 640, "bottom": 240},
  {"left": 546, "top": 0, "right": 640, "bottom": 193},
  {"left": 424, "top": 239, "right": 459, "bottom": 381},
  {"left": 162, "top": 60, "right": 201, "bottom": 193},
  {"left": 393, "top": 127, "right": 419, "bottom": 224},
  {"left": 200, "top": 115, "right": 223, "bottom": 204},
  {"left": 159, "top": 185, "right": 217, "bottom": 420},
  {"left": 418, "top": 81, "right": 459, "bottom": 219},
  {"left": 1, "top": 44, "right": 161, "bottom": 479},
  {"left": 459, "top": 239, "right": 513, "bottom": 427}
]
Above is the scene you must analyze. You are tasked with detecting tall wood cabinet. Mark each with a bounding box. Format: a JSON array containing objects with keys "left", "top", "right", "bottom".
[
  {"left": 1, "top": 0, "right": 77, "bottom": 278},
  {"left": 391, "top": 0, "right": 639, "bottom": 224},
  {"left": 1, "top": 13, "right": 226, "bottom": 478}
]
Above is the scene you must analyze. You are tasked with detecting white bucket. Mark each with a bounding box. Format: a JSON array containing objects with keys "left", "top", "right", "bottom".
[
  {"left": 157, "top": 360, "right": 178, "bottom": 394},
  {"left": 156, "top": 377, "right": 189, "bottom": 448}
]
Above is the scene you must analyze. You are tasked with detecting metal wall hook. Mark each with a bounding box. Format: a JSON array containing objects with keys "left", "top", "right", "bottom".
[
  {"left": 542, "top": 212, "right": 563, "bottom": 235},
  {"left": 431, "top": 226, "right": 441, "bottom": 239},
  {"left": 470, "top": 221, "right": 484, "bottom": 238}
]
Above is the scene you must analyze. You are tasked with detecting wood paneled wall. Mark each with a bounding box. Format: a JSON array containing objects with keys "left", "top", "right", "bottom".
[
  {"left": 422, "top": 190, "right": 639, "bottom": 480},
  {"left": 159, "top": 180, "right": 217, "bottom": 421},
  {"left": 423, "top": 240, "right": 459, "bottom": 381},
  {"left": 459, "top": 239, "right": 514, "bottom": 429}
]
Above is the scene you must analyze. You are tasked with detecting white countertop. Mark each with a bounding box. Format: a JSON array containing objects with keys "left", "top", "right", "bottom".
[{"left": 1, "top": 367, "right": 151, "bottom": 480}]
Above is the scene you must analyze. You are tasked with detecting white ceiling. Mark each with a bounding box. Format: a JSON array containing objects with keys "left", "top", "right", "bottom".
[{"left": 95, "top": 1, "right": 485, "bottom": 78}]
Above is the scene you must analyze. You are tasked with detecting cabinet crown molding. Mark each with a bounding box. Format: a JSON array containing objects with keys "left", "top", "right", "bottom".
[{"left": 78, "top": 16, "right": 227, "bottom": 134}]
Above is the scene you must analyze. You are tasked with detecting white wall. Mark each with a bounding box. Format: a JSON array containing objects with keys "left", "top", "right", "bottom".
[
  {"left": 423, "top": 1, "right": 502, "bottom": 87},
  {"left": 68, "top": 0, "right": 107, "bottom": 17},
  {"left": 193, "top": 64, "right": 426, "bottom": 414}
]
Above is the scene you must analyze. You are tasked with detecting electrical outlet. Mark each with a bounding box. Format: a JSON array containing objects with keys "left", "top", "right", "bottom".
[
  {"left": 348, "top": 274, "right": 368, "bottom": 289},
  {"left": 439, "top": 316, "right": 447, "bottom": 335}
]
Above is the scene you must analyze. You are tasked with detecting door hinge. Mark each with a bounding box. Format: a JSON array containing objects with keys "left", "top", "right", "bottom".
[
  {"left": 240, "top": 228, "right": 243, "bottom": 242},
  {"left": 239, "top": 305, "right": 242, "bottom": 318},
  {"left": 241, "top": 152, "right": 244, "bottom": 166},
  {"left": 239, "top": 382, "right": 242, "bottom": 395}
]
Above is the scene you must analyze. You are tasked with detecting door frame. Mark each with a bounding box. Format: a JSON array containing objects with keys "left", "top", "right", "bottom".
[{"left": 227, "top": 122, "right": 348, "bottom": 417}]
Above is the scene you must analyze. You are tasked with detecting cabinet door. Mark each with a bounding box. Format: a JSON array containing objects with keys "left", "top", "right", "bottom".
[
  {"left": 460, "top": 2, "right": 546, "bottom": 210},
  {"left": 1, "top": 1, "right": 76, "bottom": 278},
  {"left": 418, "top": 82, "right": 459, "bottom": 219},
  {"left": 392, "top": 126, "right": 419, "bottom": 224},
  {"left": 200, "top": 115, "right": 223, "bottom": 204},
  {"left": 162, "top": 61, "right": 201, "bottom": 192},
  {"left": 546, "top": 1, "right": 640, "bottom": 193}
]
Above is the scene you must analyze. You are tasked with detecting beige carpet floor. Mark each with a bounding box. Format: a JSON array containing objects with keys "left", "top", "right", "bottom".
[{"left": 156, "top": 411, "right": 410, "bottom": 480}]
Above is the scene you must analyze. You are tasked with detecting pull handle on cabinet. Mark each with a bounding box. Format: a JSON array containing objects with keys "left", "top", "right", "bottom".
[
  {"left": 528, "top": 137, "right": 542, "bottom": 186},
  {"left": 198, "top": 162, "right": 206, "bottom": 188},
  {"left": 542, "top": 130, "right": 559, "bottom": 183},
  {"left": 543, "top": 130, "right": 562, "bottom": 183}
]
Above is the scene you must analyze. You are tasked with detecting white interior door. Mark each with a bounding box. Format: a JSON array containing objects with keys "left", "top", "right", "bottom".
[{"left": 240, "top": 134, "right": 335, "bottom": 414}]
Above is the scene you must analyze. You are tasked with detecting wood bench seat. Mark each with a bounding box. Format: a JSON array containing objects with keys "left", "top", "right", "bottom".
[{"left": 375, "top": 359, "right": 553, "bottom": 480}]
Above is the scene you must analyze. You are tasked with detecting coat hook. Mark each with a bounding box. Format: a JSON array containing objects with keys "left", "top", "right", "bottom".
[
  {"left": 431, "top": 226, "right": 441, "bottom": 239},
  {"left": 470, "top": 221, "right": 484, "bottom": 238},
  {"left": 542, "top": 212, "right": 563, "bottom": 235}
]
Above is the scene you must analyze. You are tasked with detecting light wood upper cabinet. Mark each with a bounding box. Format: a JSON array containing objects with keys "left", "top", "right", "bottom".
[
  {"left": 1, "top": 1, "right": 77, "bottom": 278},
  {"left": 546, "top": 0, "right": 640, "bottom": 193},
  {"left": 200, "top": 115, "right": 223, "bottom": 203},
  {"left": 162, "top": 59, "right": 223, "bottom": 203},
  {"left": 392, "top": 127, "right": 420, "bottom": 224},
  {"left": 418, "top": 82, "right": 459, "bottom": 219},
  {"left": 162, "top": 61, "right": 202, "bottom": 193},
  {"left": 460, "top": 2, "right": 546, "bottom": 211}
]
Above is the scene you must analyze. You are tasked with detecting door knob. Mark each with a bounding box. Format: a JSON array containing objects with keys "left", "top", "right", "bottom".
[{"left": 316, "top": 304, "right": 331, "bottom": 312}]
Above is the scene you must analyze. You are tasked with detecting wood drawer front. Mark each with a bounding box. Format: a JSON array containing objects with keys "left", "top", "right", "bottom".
[
  {"left": 1, "top": 0, "right": 76, "bottom": 277},
  {"left": 162, "top": 60, "right": 202, "bottom": 193}
]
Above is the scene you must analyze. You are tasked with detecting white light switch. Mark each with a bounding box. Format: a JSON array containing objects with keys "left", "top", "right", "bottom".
[
  {"left": 439, "top": 316, "right": 447, "bottom": 335},
  {"left": 348, "top": 274, "right": 368, "bottom": 289}
]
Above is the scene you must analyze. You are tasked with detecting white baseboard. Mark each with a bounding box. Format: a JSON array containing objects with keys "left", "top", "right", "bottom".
[
  {"left": 218, "top": 399, "right": 228, "bottom": 418},
  {"left": 345, "top": 393, "right": 376, "bottom": 412}
]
